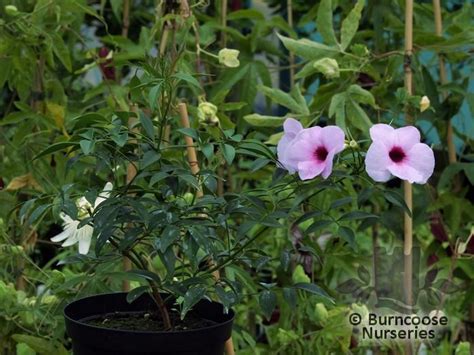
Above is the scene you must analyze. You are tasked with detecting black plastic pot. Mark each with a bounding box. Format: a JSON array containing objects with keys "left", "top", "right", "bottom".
[{"left": 64, "top": 292, "right": 234, "bottom": 355}]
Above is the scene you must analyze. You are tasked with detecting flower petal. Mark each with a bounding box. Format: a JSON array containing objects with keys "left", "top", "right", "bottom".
[
  {"left": 50, "top": 228, "right": 72, "bottom": 243},
  {"left": 77, "top": 226, "right": 93, "bottom": 255},
  {"left": 365, "top": 141, "right": 392, "bottom": 182},
  {"left": 370, "top": 124, "right": 395, "bottom": 142},
  {"left": 283, "top": 118, "right": 303, "bottom": 136},
  {"left": 405, "top": 143, "right": 435, "bottom": 184},
  {"left": 321, "top": 126, "right": 345, "bottom": 153},
  {"left": 394, "top": 126, "right": 421, "bottom": 151},
  {"left": 321, "top": 150, "right": 336, "bottom": 179},
  {"left": 297, "top": 161, "right": 326, "bottom": 180},
  {"left": 94, "top": 182, "right": 113, "bottom": 209},
  {"left": 285, "top": 127, "right": 322, "bottom": 165},
  {"left": 387, "top": 163, "right": 423, "bottom": 184},
  {"left": 62, "top": 233, "right": 78, "bottom": 247}
]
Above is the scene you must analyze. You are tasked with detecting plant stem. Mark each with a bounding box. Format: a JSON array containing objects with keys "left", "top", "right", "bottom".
[
  {"left": 150, "top": 284, "right": 172, "bottom": 330},
  {"left": 404, "top": 1, "right": 414, "bottom": 354}
]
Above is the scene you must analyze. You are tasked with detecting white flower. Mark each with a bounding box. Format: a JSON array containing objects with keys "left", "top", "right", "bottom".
[
  {"left": 51, "top": 182, "right": 113, "bottom": 255},
  {"left": 420, "top": 96, "right": 430, "bottom": 112},
  {"left": 218, "top": 48, "right": 240, "bottom": 68},
  {"left": 198, "top": 101, "right": 219, "bottom": 125}
]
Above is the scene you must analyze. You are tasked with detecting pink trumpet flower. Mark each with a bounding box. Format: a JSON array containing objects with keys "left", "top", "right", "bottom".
[
  {"left": 278, "top": 119, "right": 345, "bottom": 180},
  {"left": 365, "top": 124, "right": 435, "bottom": 184}
]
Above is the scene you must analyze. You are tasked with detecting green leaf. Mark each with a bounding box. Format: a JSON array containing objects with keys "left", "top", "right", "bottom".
[
  {"left": 79, "top": 140, "right": 94, "bottom": 155},
  {"left": 259, "top": 86, "right": 302, "bottom": 114},
  {"left": 306, "top": 220, "right": 333, "bottom": 234},
  {"left": 345, "top": 99, "right": 372, "bottom": 132},
  {"left": 227, "top": 9, "right": 265, "bottom": 21},
  {"left": 283, "top": 287, "right": 297, "bottom": 309},
  {"left": 294, "top": 283, "right": 333, "bottom": 301},
  {"left": 0, "top": 57, "right": 12, "bottom": 89},
  {"left": 148, "top": 82, "right": 163, "bottom": 111},
  {"left": 34, "top": 141, "right": 79, "bottom": 160},
  {"left": 340, "top": 0, "right": 365, "bottom": 50},
  {"left": 259, "top": 290, "right": 277, "bottom": 320},
  {"left": 127, "top": 269, "right": 161, "bottom": 284},
  {"left": 159, "top": 225, "right": 180, "bottom": 252},
  {"left": 250, "top": 158, "right": 271, "bottom": 172},
  {"left": 126, "top": 286, "right": 149, "bottom": 303},
  {"left": 329, "top": 92, "right": 346, "bottom": 130},
  {"left": 243, "top": 114, "right": 286, "bottom": 127},
  {"left": 348, "top": 84, "right": 376, "bottom": 107},
  {"left": 11, "top": 335, "right": 66, "bottom": 355},
  {"left": 49, "top": 32, "right": 72, "bottom": 72},
  {"left": 28, "top": 204, "right": 50, "bottom": 225},
  {"left": 182, "top": 286, "right": 206, "bottom": 318},
  {"left": 277, "top": 34, "right": 340, "bottom": 61},
  {"left": 338, "top": 226, "right": 356, "bottom": 250},
  {"left": 173, "top": 72, "right": 201, "bottom": 91},
  {"left": 339, "top": 211, "right": 378, "bottom": 221},
  {"left": 313, "top": 58, "right": 340, "bottom": 78},
  {"left": 140, "top": 112, "right": 155, "bottom": 140},
  {"left": 16, "top": 343, "right": 36, "bottom": 355},
  {"left": 222, "top": 144, "right": 236, "bottom": 165},
  {"left": 110, "top": 0, "right": 122, "bottom": 22},
  {"left": 316, "top": 0, "right": 338, "bottom": 46},
  {"left": 357, "top": 265, "right": 370, "bottom": 284},
  {"left": 383, "top": 190, "right": 412, "bottom": 217},
  {"left": 177, "top": 128, "right": 198, "bottom": 140}
]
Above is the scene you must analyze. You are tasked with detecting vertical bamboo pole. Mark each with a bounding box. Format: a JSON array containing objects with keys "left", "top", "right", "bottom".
[
  {"left": 432, "top": 0, "right": 456, "bottom": 164},
  {"left": 404, "top": 1, "right": 414, "bottom": 354},
  {"left": 221, "top": 0, "right": 228, "bottom": 47},
  {"left": 121, "top": 0, "right": 133, "bottom": 291},
  {"left": 178, "top": 103, "right": 235, "bottom": 355},
  {"left": 287, "top": 0, "right": 295, "bottom": 89},
  {"left": 122, "top": 105, "right": 139, "bottom": 292}
]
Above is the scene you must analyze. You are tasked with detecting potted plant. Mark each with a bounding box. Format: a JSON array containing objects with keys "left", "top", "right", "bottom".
[{"left": 38, "top": 47, "right": 279, "bottom": 353}]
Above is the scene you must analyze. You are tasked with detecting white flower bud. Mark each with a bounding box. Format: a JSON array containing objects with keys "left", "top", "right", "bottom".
[
  {"left": 218, "top": 49, "right": 240, "bottom": 68},
  {"left": 420, "top": 96, "right": 430, "bottom": 112}
]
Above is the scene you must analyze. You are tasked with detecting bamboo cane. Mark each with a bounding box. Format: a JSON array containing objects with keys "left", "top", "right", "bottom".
[
  {"left": 403, "top": 1, "right": 414, "bottom": 354},
  {"left": 287, "top": 0, "right": 295, "bottom": 89},
  {"left": 120, "top": 0, "right": 133, "bottom": 291},
  {"left": 432, "top": 0, "right": 456, "bottom": 164},
  {"left": 221, "top": 0, "right": 228, "bottom": 48},
  {"left": 122, "top": 105, "right": 139, "bottom": 292},
  {"left": 177, "top": 103, "right": 235, "bottom": 355}
]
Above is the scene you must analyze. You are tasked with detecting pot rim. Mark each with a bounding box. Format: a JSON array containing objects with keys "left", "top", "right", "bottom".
[{"left": 64, "top": 291, "right": 235, "bottom": 335}]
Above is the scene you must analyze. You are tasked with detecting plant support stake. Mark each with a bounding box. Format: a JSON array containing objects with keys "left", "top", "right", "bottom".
[
  {"left": 177, "top": 103, "right": 235, "bottom": 355},
  {"left": 404, "top": 0, "right": 414, "bottom": 353},
  {"left": 432, "top": 0, "right": 456, "bottom": 164}
]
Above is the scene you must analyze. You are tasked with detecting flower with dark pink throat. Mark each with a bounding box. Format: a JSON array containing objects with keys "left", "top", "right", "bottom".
[
  {"left": 280, "top": 121, "right": 345, "bottom": 180},
  {"left": 365, "top": 124, "right": 435, "bottom": 184}
]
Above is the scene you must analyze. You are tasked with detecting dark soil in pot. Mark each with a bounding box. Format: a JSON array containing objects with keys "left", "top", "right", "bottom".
[{"left": 64, "top": 292, "right": 234, "bottom": 355}]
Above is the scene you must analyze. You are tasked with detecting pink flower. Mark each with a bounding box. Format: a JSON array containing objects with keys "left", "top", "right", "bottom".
[
  {"left": 281, "top": 122, "right": 345, "bottom": 180},
  {"left": 277, "top": 118, "right": 303, "bottom": 173},
  {"left": 365, "top": 124, "right": 435, "bottom": 184}
]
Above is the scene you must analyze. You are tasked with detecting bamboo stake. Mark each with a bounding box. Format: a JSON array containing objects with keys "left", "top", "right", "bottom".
[
  {"left": 404, "top": 1, "right": 414, "bottom": 353},
  {"left": 221, "top": 0, "right": 228, "bottom": 48},
  {"left": 122, "top": 106, "right": 139, "bottom": 292},
  {"left": 287, "top": 0, "right": 295, "bottom": 89},
  {"left": 433, "top": 0, "right": 456, "bottom": 164},
  {"left": 122, "top": 0, "right": 131, "bottom": 38},
  {"left": 177, "top": 103, "right": 235, "bottom": 355}
]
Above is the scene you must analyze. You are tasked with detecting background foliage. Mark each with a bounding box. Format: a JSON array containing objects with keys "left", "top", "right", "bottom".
[{"left": 0, "top": 0, "right": 472, "bottom": 354}]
